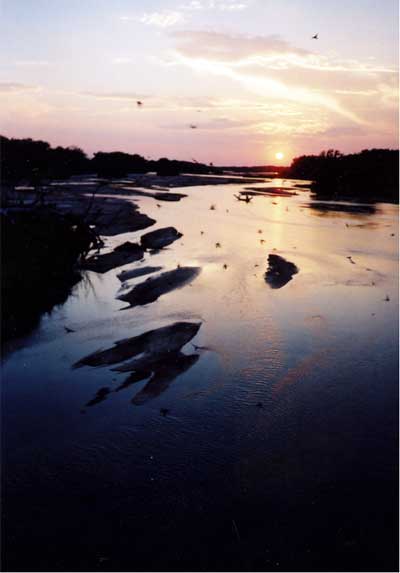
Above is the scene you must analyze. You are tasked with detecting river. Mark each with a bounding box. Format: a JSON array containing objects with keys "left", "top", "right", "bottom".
[{"left": 2, "top": 177, "right": 398, "bottom": 571}]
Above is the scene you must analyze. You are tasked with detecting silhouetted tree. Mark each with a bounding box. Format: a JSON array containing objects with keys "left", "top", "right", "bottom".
[
  {"left": 91, "top": 151, "right": 149, "bottom": 177},
  {"left": 288, "top": 149, "right": 398, "bottom": 202},
  {"left": 0, "top": 136, "right": 91, "bottom": 184},
  {"left": 50, "top": 145, "right": 90, "bottom": 179},
  {"left": 1, "top": 135, "right": 219, "bottom": 184}
]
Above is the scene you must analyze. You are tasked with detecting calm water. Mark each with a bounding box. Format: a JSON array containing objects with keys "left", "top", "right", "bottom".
[{"left": 2, "top": 179, "right": 399, "bottom": 571}]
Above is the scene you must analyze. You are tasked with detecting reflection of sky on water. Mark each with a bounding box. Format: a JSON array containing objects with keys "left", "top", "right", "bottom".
[
  {"left": 3, "top": 178, "right": 398, "bottom": 417},
  {"left": 3, "top": 179, "right": 398, "bottom": 415},
  {"left": 2, "top": 178, "right": 398, "bottom": 571}
]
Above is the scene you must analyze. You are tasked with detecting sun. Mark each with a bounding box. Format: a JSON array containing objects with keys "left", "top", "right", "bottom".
[{"left": 275, "top": 152, "right": 284, "bottom": 160}]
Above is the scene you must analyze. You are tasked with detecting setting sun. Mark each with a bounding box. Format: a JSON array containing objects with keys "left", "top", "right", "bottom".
[{"left": 275, "top": 152, "right": 285, "bottom": 161}]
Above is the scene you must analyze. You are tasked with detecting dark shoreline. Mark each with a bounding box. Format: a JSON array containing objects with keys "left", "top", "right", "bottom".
[
  {"left": 1, "top": 183, "right": 154, "bottom": 344},
  {"left": 1, "top": 172, "right": 268, "bottom": 345}
]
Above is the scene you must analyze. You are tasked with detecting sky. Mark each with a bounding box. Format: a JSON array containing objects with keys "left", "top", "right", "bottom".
[{"left": 0, "top": 0, "right": 398, "bottom": 164}]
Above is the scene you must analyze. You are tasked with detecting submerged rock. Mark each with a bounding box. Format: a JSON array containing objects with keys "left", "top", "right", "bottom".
[
  {"left": 117, "top": 266, "right": 162, "bottom": 282},
  {"left": 265, "top": 254, "right": 298, "bottom": 289},
  {"left": 112, "top": 351, "right": 166, "bottom": 374},
  {"left": 131, "top": 352, "right": 199, "bottom": 405},
  {"left": 93, "top": 200, "right": 156, "bottom": 236},
  {"left": 85, "top": 387, "right": 111, "bottom": 407},
  {"left": 113, "top": 321, "right": 201, "bottom": 372},
  {"left": 154, "top": 192, "right": 186, "bottom": 202},
  {"left": 73, "top": 321, "right": 201, "bottom": 368},
  {"left": 305, "top": 202, "right": 376, "bottom": 215},
  {"left": 140, "top": 227, "right": 183, "bottom": 250},
  {"left": 116, "top": 266, "right": 201, "bottom": 307},
  {"left": 114, "top": 369, "right": 152, "bottom": 392},
  {"left": 244, "top": 187, "right": 297, "bottom": 197},
  {"left": 82, "top": 243, "right": 144, "bottom": 273},
  {"left": 111, "top": 186, "right": 187, "bottom": 202},
  {"left": 113, "top": 241, "right": 142, "bottom": 253}
]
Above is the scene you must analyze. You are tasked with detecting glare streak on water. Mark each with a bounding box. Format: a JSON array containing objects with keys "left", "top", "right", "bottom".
[{"left": 2, "top": 178, "right": 398, "bottom": 571}]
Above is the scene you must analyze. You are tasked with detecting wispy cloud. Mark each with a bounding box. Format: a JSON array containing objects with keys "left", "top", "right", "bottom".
[
  {"left": 120, "top": 10, "right": 184, "bottom": 28},
  {"left": 255, "top": 117, "right": 330, "bottom": 136},
  {"left": 173, "top": 53, "right": 363, "bottom": 123},
  {"left": 80, "top": 91, "right": 148, "bottom": 101},
  {"left": 141, "top": 10, "right": 185, "bottom": 27},
  {"left": 377, "top": 82, "right": 399, "bottom": 107},
  {"left": 112, "top": 57, "right": 133, "bottom": 65},
  {"left": 14, "top": 60, "right": 51, "bottom": 67},
  {"left": 171, "top": 30, "right": 398, "bottom": 125},
  {"left": 0, "top": 81, "right": 40, "bottom": 93},
  {"left": 173, "top": 31, "right": 309, "bottom": 62},
  {"left": 180, "top": 0, "right": 249, "bottom": 11},
  {"left": 334, "top": 89, "right": 378, "bottom": 96},
  {"left": 321, "top": 125, "right": 368, "bottom": 137},
  {"left": 172, "top": 31, "right": 394, "bottom": 73},
  {"left": 160, "top": 116, "right": 254, "bottom": 130}
]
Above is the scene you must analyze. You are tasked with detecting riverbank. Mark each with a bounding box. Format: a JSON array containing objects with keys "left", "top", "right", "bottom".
[{"left": 1, "top": 173, "right": 267, "bottom": 343}]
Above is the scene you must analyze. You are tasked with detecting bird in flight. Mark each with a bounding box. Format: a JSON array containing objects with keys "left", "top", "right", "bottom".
[
  {"left": 312, "top": 33, "right": 319, "bottom": 39},
  {"left": 136, "top": 100, "right": 143, "bottom": 107},
  {"left": 189, "top": 124, "right": 198, "bottom": 129}
]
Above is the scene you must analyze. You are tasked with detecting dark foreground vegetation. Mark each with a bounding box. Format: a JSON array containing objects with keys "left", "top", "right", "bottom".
[
  {"left": 288, "top": 148, "right": 399, "bottom": 202},
  {"left": 1, "top": 205, "right": 100, "bottom": 341}
]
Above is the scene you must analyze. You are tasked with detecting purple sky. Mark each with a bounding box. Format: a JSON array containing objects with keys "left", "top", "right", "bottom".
[{"left": 0, "top": 0, "right": 398, "bottom": 164}]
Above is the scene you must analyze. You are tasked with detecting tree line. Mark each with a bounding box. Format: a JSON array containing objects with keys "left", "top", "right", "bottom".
[
  {"left": 287, "top": 148, "right": 399, "bottom": 202},
  {"left": 1, "top": 136, "right": 398, "bottom": 202},
  {"left": 0, "top": 135, "right": 217, "bottom": 184}
]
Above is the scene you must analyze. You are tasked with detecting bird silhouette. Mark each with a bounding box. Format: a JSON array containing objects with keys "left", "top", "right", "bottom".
[
  {"left": 234, "top": 193, "right": 252, "bottom": 203},
  {"left": 136, "top": 100, "right": 143, "bottom": 107},
  {"left": 189, "top": 124, "right": 198, "bottom": 129},
  {"left": 312, "top": 33, "right": 319, "bottom": 39}
]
